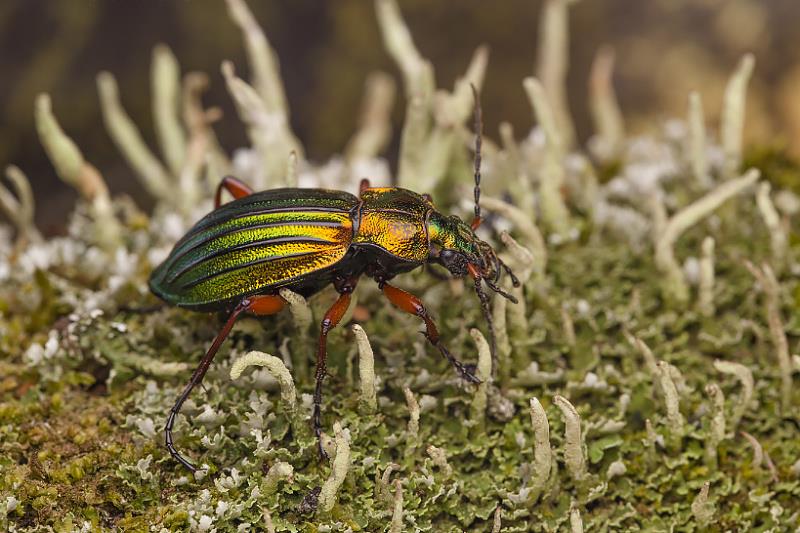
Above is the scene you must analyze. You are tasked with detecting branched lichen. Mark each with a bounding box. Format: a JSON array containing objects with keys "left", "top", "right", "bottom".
[
  {"left": 654, "top": 168, "right": 759, "bottom": 304},
  {"left": 0, "top": 165, "right": 40, "bottom": 243}
]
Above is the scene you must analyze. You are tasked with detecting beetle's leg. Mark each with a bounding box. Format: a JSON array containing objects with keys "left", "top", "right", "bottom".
[
  {"left": 214, "top": 175, "right": 254, "bottom": 208},
  {"left": 313, "top": 277, "right": 358, "bottom": 459},
  {"left": 380, "top": 282, "right": 480, "bottom": 384},
  {"left": 165, "top": 294, "right": 285, "bottom": 472},
  {"left": 358, "top": 178, "right": 371, "bottom": 197}
]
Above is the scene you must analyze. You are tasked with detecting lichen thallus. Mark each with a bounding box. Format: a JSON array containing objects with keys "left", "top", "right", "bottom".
[{"left": 149, "top": 89, "right": 520, "bottom": 471}]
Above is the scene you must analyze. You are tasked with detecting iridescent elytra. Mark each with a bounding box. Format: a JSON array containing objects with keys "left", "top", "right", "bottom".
[{"left": 149, "top": 90, "right": 520, "bottom": 471}]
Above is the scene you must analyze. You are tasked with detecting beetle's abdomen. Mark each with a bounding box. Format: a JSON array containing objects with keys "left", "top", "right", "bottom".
[
  {"left": 150, "top": 189, "right": 357, "bottom": 310},
  {"left": 353, "top": 187, "right": 430, "bottom": 262}
]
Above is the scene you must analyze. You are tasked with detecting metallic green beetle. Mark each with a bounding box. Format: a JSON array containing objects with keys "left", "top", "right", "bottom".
[{"left": 150, "top": 93, "right": 519, "bottom": 471}]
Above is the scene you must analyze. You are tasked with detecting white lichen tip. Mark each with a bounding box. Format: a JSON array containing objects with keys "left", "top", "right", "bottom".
[
  {"left": 698, "top": 236, "right": 716, "bottom": 317},
  {"left": 96, "top": 71, "right": 173, "bottom": 202},
  {"left": 691, "top": 482, "right": 715, "bottom": 526},
  {"left": 523, "top": 76, "right": 572, "bottom": 236},
  {"left": 0, "top": 165, "right": 40, "bottom": 242},
  {"left": 262, "top": 461, "right": 294, "bottom": 494},
  {"left": 721, "top": 54, "right": 755, "bottom": 179},
  {"left": 654, "top": 168, "right": 759, "bottom": 304},
  {"left": 470, "top": 328, "right": 492, "bottom": 428},
  {"left": 389, "top": 478, "right": 404, "bottom": 533},
  {"left": 569, "top": 500, "right": 584, "bottom": 533},
  {"left": 35, "top": 93, "right": 109, "bottom": 202},
  {"left": 230, "top": 351, "right": 297, "bottom": 415},
  {"left": 403, "top": 386, "right": 420, "bottom": 462},
  {"left": 740, "top": 431, "right": 764, "bottom": 471},
  {"left": 523, "top": 77, "right": 564, "bottom": 158},
  {"left": 151, "top": 43, "right": 186, "bottom": 176},
  {"left": 221, "top": 60, "right": 302, "bottom": 186},
  {"left": 687, "top": 91, "right": 711, "bottom": 188},
  {"left": 656, "top": 361, "right": 685, "bottom": 445},
  {"left": 352, "top": 324, "right": 378, "bottom": 414},
  {"left": 492, "top": 506, "right": 502, "bottom": 533},
  {"left": 704, "top": 383, "right": 726, "bottom": 466},
  {"left": 435, "top": 45, "right": 489, "bottom": 127},
  {"left": 589, "top": 46, "right": 624, "bottom": 159},
  {"left": 713, "top": 359, "right": 753, "bottom": 431},
  {"left": 755, "top": 182, "right": 787, "bottom": 269},
  {"left": 529, "top": 398, "right": 553, "bottom": 497},
  {"left": 278, "top": 288, "right": 312, "bottom": 334},
  {"left": 317, "top": 422, "right": 352, "bottom": 515},
  {"left": 553, "top": 395, "right": 586, "bottom": 482},
  {"left": 744, "top": 261, "right": 793, "bottom": 411},
  {"left": 537, "top": 0, "right": 579, "bottom": 148},
  {"left": 425, "top": 445, "right": 453, "bottom": 479},
  {"left": 374, "top": 0, "right": 427, "bottom": 95},
  {"left": 225, "top": 0, "right": 290, "bottom": 116}
]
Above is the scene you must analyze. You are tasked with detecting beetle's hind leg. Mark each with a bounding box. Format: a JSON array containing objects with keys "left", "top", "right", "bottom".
[
  {"left": 214, "top": 175, "right": 254, "bottom": 208},
  {"left": 165, "top": 294, "right": 286, "bottom": 472},
  {"left": 380, "top": 282, "right": 480, "bottom": 384},
  {"left": 313, "top": 277, "right": 359, "bottom": 459}
]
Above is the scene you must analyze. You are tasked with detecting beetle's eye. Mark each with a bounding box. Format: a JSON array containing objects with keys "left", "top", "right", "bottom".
[{"left": 439, "top": 250, "right": 468, "bottom": 276}]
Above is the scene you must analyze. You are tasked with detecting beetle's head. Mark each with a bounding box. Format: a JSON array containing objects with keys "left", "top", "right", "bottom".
[{"left": 427, "top": 212, "right": 519, "bottom": 299}]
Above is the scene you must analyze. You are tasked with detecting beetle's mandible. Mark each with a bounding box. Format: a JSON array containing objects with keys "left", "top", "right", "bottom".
[{"left": 149, "top": 90, "right": 520, "bottom": 471}]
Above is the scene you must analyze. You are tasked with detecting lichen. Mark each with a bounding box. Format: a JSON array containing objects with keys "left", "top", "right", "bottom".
[{"left": 1, "top": 0, "right": 800, "bottom": 531}]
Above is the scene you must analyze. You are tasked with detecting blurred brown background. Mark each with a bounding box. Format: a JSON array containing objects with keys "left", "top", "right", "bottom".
[{"left": 2, "top": 0, "right": 799, "bottom": 233}]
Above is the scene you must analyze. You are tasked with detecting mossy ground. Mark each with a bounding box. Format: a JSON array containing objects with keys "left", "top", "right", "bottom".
[{"left": 1, "top": 191, "right": 799, "bottom": 532}]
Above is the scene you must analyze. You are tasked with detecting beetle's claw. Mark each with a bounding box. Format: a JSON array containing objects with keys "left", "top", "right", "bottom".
[
  {"left": 317, "top": 438, "right": 330, "bottom": 462},
  {"left": 454, "top": 360, "right": 482, "bottom": 384}
]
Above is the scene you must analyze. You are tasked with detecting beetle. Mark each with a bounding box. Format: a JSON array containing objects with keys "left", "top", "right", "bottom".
[{"left": 149, "top": 91, "right": 520, "bottom": 471}]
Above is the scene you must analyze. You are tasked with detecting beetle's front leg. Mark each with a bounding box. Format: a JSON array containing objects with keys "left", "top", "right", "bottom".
[
  {"left": 313, "top": 277, "right": 359, "bottom": 459},
  {"left": 380, "top": 282, "right": 480, "bottom": 384}
]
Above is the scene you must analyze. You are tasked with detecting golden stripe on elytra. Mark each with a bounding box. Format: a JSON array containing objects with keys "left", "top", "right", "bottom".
[
  {"left": 176, "top": 240, "right": 346, "bottom": 288},
  {"left": 175, "top": 211, "right": 352, "bottom": 255},
  {"left": 167, "top": 223, "right": 353, "bottom": 280},
  {"left": 181, "top": 248, "right": 347, "bottom": 304}
]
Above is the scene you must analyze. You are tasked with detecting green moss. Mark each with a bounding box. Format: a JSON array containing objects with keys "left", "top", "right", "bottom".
[{"left": 3, "top": 190, "right": 797, "bottom": 531}]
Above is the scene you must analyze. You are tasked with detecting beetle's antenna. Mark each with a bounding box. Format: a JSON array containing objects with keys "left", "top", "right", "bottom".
[
  {"left": 471, "top": 84, "right": 483, "bottom": 229},
  {"left": 484, "top": 277, "right": 519, "bottom": 304},
  {"left": 473, "top": 277, "right": 497, "bottom": 372},
  {"left": 498, "top": 258, "right": 521, "bottom": 287}
]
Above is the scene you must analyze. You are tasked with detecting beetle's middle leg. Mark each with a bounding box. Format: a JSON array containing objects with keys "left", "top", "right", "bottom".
[
  {"left": 165, "top": 294, "right": 286, "bottom": 472},
  {"left": 313, "top": 276, "right": 359, "bottom": 459},
  {"left": 214, "top": 175, "right": 254, "bottom": 208},
  {"left": 380, "top": 282, "right": 480, "bottom": 384}
]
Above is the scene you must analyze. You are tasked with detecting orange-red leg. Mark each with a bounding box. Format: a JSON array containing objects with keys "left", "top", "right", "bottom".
[
  {"left": 358, "top": 178, "right": 371, "bottom": 197},
  {"left": 214, "top": 175, "right": 254, "bottom": 208},
  {"left": 380, "top": 282, "right": 479, "bottom": 383},
  {"left": 313, "top": 279, "right": 357, "bottom": 457},
  {"left": 165, "top": 294, "right": 285, "bottom": 472}
]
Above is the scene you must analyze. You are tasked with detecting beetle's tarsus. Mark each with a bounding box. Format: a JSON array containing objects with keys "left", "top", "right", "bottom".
[
  {"left": 164, "top": 295, "right": 285, "bottom": 472},
  {"left": 311, "top": 279, "right": 358, "bottom": 464}
]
